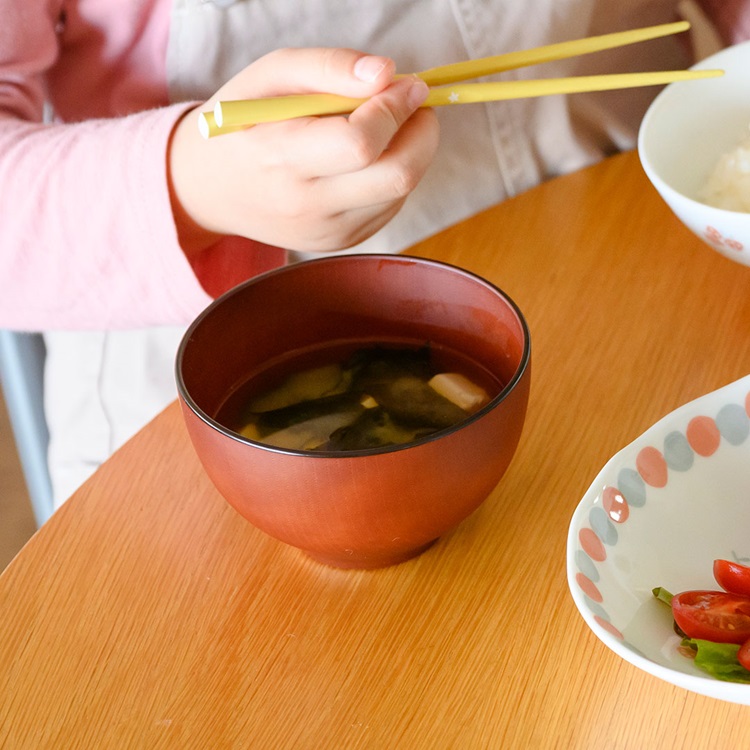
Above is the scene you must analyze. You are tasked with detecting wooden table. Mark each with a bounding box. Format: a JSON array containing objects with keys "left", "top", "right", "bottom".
[{"left": 2, "top": 151, "right": 750, "bottom": 748}]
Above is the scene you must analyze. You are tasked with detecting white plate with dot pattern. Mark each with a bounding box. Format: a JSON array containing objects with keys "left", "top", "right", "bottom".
[{"left": 567, "top": 374, "right": 750, "bottom": 704}]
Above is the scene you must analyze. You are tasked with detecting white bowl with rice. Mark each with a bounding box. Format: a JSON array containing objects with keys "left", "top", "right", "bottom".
[{"left": 638, "top": 40, "right": 750, "bottom": 267}]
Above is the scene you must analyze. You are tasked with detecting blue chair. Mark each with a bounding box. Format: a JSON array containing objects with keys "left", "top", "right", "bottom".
[{"left": 0, "top": 330, "right": 54, "bottom": 526}]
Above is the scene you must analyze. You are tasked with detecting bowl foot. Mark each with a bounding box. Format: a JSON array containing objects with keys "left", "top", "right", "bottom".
[{"left": 304, "top": 539, "right": 438, "bottom": 570}]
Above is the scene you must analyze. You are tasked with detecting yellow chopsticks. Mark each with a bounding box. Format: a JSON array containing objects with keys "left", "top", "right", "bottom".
[
  {"left": 199, "top": 21, "right": 723, "bottom": 139},
  {"left": 402, "top": 19, "right": 693, "bottom": 85},
  {"left": 208, "top": 69, "right": 720, "bottom": 134}
]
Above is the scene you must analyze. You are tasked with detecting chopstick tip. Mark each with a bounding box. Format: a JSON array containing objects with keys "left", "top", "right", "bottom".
[
  {"left": 198, "top": 112, "right": 211, "bottom": 140},
  {"left": 213, "top": 102, "right": 225, "bottom": 128}
]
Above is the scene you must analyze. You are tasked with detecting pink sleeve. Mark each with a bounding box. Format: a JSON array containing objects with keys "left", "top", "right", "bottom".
[
  {"left": 0, "top": 107, "right": 217, "bottom": 331},
  {"left": 697, "top": 0, "right": 750, "bottom": 43},
  {"left": 0, "top": 0, "right": 286, "bottom": 332},
  {"left": 0, "top": 0, "right": 213, "bottom": 330}
]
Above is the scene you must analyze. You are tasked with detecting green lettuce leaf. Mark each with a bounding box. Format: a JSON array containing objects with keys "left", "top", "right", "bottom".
[
  {"left": 652, "top": 587, "right": 750, "bottom": 682},
  {"left": 652, "top": 587, "right": 674, "bottom": 606},
  {"left": 683, "top": 639, "right": 750, "bottom": 683}
]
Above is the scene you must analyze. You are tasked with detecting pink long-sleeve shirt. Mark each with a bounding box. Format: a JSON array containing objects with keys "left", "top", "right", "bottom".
[
  {"left": 2, "top": 0, "right": 749, "bottom": 332},
  {"left": 0, "top": 0, "right": 283, "bottom": 332}
]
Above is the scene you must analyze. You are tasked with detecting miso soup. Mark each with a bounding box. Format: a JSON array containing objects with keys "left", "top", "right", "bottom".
[{"left": 216, "top": 341, "right": 503, "bottom": 452}]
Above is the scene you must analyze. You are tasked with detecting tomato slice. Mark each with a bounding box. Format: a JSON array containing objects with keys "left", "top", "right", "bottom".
[
  {"left": 714, "top": 559, "right": 750, "bottom": 597},
  {"left": 739, "top": 639, "right": 750, "bottom": 671},
  {"left": 672, "top": 590, "right": 750, "bottom": 644}
]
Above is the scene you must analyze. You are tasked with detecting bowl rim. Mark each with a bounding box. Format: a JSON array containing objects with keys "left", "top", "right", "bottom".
[
  {"left": 566, "top": 373, "right": 750, "bottom": 703},
  {"left": 175, "top": 253, "right": 531, "bottom": 459},
  {"left": 637, "top": 39, "right": 750, "bottom": 216}
]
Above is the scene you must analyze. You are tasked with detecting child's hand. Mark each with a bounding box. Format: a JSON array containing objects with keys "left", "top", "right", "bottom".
[{"left": 168, "top": 47, "right": 439, "bottom": 255}]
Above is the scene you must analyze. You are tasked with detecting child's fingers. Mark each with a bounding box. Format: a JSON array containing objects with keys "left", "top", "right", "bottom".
[
  {"left": 318, "top": 200, "right": 408, "bottom": 250},
  {"left": 215, "top": 47, "right": 396, "bottom": 102},
  {"left": 252, "top": 76, "right": 431, "bottom": 179},
  {"left": 312, "top": 107, "right": 439, "bottom": 214}
]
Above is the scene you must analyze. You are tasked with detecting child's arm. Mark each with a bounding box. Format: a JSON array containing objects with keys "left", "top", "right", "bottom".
[
  {"left": 0, "top": 1, "right": 220, "bottom": 330},
  {"left": 0, "top": 108, "right": 218, "bottom": 331},
  {"left": 1, "top": 23, "right": 437, "bottom": 330}
]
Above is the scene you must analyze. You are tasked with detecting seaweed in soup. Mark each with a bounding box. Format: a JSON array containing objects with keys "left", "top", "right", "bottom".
[{"left": 232, "top": 343, "right": 491, "bottom": 452}]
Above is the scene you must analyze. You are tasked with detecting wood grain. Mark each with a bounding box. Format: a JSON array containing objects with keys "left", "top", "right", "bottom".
[{"left": 1, "top": 151, "right": 749, "bottom": 749}]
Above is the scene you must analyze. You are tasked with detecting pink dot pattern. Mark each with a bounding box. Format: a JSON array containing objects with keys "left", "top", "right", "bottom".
[
  {"left": 636, "top": 446, "right": 668, "bottom": 488},
  {"left": 686, "top": 416, "right": 721, "bottom": 456},
  {"left": 602, "top": 486, "right": 629, "bottom": 523}
]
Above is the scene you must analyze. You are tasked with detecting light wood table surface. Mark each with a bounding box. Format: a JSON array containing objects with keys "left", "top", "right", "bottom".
[{"left": 2, "top": 151, "right": 750, "bottom": 748}]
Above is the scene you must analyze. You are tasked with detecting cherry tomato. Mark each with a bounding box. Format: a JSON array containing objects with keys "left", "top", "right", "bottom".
[
  {"left": 672, "top": 590, "right": 750, "bottom": 645},
  {"left": 739, "top": 639, "right": 750, "bottom": 671},
  {"left": 714, "top": 559, "right": 750, "bottom": 597}
]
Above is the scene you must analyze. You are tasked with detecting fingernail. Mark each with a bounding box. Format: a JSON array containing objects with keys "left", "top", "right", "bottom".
[
  {"left": 407, "top": 78, "right": 430, "bottom": 108},
  {"left": 354, "top": 56, "right": 388, "bottom": 83}
]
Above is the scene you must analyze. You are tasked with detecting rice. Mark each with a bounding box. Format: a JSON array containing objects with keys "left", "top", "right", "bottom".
[{"left": 700, "top": 128, "right": 750, "bottom": 213}]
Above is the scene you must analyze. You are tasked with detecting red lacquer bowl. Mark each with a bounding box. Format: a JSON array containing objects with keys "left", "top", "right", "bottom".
[{"left": 176, "top": 255, "right": 531, "bottom": 569}]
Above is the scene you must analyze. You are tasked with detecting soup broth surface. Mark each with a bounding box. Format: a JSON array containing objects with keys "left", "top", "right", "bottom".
[{"left": 216, "top": 340, "right": 502, "bottom": 452}]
